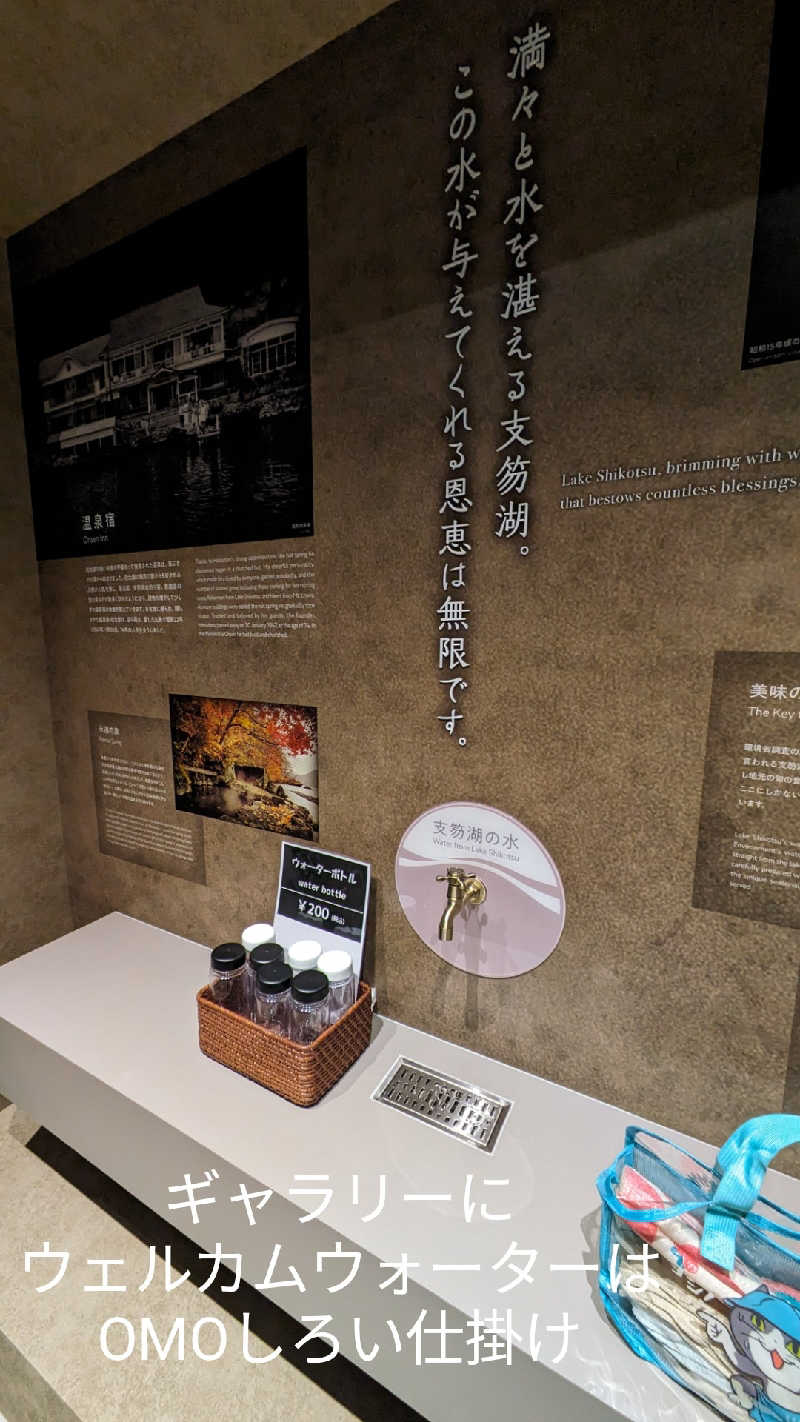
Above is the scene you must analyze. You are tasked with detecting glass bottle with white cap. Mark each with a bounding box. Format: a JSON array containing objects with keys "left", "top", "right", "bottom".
[
  {"left": 240, "top": 924, "right": 278, "bottom": 1015},
  {"left": 241, "top": 922, "right": 275, "bottom": 954},
  {"left": 317, "top": 949, "right": 356, "bottom": 1025},
  {"left": 287, "top": 939, "right": 322, "bottom": 975}
]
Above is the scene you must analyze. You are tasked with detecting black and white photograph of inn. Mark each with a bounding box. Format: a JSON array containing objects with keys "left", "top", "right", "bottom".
[
  {"left": 15, "top": 149, "right": 312, "bottom": 559},
  {"left": 40, "top": 288, "right": 231, "bottom": 458}
]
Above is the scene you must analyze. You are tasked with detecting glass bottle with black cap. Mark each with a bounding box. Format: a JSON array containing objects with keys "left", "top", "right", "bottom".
[
  {"left": 245, "top": 940, "right": 285, "bottom": 1019},
  {"left": 289, "top": 969, "right": 330, "bottom": 1044},
  {"left": 254, "top": 961, "right": 293, "bottom": 1036},
  {"left": 209, "top": 942, "right": 249, "bottom": 1017}
]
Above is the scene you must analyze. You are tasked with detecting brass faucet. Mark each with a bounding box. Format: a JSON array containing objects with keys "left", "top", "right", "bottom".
[{"left": 436, "top": 866, "right": 487, "bottom": 941}]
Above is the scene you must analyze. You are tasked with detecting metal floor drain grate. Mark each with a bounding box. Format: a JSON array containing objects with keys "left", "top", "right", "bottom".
[{"left": 372, "top": 1057, "right": 512, "bottom": 1153}]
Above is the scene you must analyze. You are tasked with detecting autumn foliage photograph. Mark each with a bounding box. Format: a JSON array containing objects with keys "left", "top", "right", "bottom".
[{"left": 169, "top": 694, "right": 318, "bottom": 839}]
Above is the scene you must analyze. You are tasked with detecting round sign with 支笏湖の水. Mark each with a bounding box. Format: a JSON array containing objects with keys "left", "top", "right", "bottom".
[{"left": 395, "top": 802, "right": 565, "bottom": 977}]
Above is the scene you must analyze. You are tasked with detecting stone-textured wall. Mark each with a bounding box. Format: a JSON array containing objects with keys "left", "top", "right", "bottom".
[
  {"left": 6, "top": 0, "right": 800, "bottom": 1159},
  {"left": 0, "top": 0, "right": 397, "bottom": 966},
  {"left": 0, "top": 249, "right": 71, "bottom": 964}
]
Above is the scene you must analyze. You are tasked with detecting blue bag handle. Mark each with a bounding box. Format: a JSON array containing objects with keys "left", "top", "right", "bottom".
[
  {"left": 701, "top": 1114, "right": 800, "bottom": 1270},
  {"left": 597, "top": 1120, "right": 800, "bottom": 1271}
]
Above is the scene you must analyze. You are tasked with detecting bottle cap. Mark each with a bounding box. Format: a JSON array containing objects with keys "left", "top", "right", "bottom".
[
  {"left": 250, "top": 941, "right": 285, "bottom": 969},
  {"left": 288, "top": 940, "right": 322, "bottom": 971},
  {"left": 211, "top": 942, "right": 246, "bottom": 971},
  {"left": 291, "top": 969, "right": 329, "bottom": 1004},
  {"left": 241, "top": 922, "right": 275, "bottom": 951},
  {"left": 256, "top": 962, "right": 292, "bottom": 995},
  {"left": 317, "top": 949, "right": 353, "bottom": 984}
]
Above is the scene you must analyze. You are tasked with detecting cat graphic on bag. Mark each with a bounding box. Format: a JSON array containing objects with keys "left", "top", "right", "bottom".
[{"left": 700, "top": 1289, "right": 800, "bottom": 1420}]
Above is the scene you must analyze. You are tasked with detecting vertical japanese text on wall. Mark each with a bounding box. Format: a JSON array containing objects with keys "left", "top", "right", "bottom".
[
  {"left": 436, "top": 21, "right": 552, "bottom": 747},
  {"left": 438, "top": 61, "right": 481, "bottom": 746},
  {"left": 495, "top": 20, "right": 550, "bottom": 549}
]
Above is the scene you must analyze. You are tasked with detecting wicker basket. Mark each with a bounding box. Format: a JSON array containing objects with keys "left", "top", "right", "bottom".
[{"left": 197, "top": 979, "right": 373, "bottom": 1107}]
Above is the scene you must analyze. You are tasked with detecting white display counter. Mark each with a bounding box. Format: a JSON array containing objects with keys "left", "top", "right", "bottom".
[{"left": 0, "top": 913, "right": 793, "bottom": 1422}]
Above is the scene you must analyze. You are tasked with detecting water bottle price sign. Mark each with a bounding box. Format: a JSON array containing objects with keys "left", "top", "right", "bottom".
[{"left": 273, "top": 842, "right": 371, "bottom": 981}]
